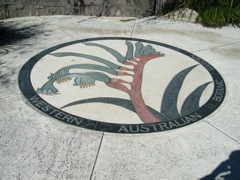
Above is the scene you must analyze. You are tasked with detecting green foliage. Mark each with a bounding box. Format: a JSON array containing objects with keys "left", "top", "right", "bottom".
[
  {"left": 161, "top": 0, "right": 184, "bottom": 15},
  {"left": 162, "top": 0, "right": 240, "bottom": 27}
]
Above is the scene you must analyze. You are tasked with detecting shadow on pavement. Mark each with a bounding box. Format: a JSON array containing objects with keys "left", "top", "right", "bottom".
[
  {"left": 0, "top": 21, "right": 45, "bottom": 88},
  {"left": 0, "top": 21, "right": 44, "bottom": 47},
  {"left": 201, "top": 150, "right": 240, "bottom": 180}
]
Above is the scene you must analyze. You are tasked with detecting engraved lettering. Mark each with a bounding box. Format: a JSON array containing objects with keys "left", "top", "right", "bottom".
[
  {"left": 140, "top": 125, "right": 150, "bottom": 133},
  {"left": 158, "top": 123, "right": 169, "bottom": 130},
  {"left": 35, "top": 102, "right": 45, "bottom": 108},
  {"left": 62, "top": 115, "right": 73, "bottom": 122},
  {"left": 42, "top": 105, "right": 51, "bottom": 112},
  {"left": 30, "top": 95, "right": 42, "bottom": 103},
  {"left": 149, "top": 124, "right": 159, "bottom": 131},
  {"left": 49, "top": 109, "right": 58, "bottom": 115},
  {"left": 212, "top": 80, "right": 225, "bottom": 102},
  {"left": 54, "top": 112, "right": 65, "bottom": 119},
  {"left": 118, "top": 125, "right": 129, "bottom": 133},
  {"left": 173, "top": 119, "right": 187, "bottom": 126},
  {"left": 169, "top": 121, "right": 179, "bottom": 128},
  {"left": 70, "top": 117, "right": 82, "bottom": 125},
  {"left": 189, "top": 113, "right": 202, "bottom": 120},
  {"left": 129, "top": 125, "right": 139, "bottom": 133}
]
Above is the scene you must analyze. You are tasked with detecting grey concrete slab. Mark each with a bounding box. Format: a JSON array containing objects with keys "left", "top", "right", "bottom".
[
  {"left": 1, "top": 15, "right": 240, "bottom": 180},
  {"left": 0, "top": 95, "right": 103, "bottom": 179},
  {"left": 0, "top": 17, "right": 78, "bottom": 97},
  {"left": 1, "top": 16, "right": 81, "bottom": 61},
  {"left": 132, "top": 17, "right": 240, "bottom": 52},
  {"left": 0, "top": 63, "right": 19, "bottom": 98},
  {"left": 92, "top": 122, "right": 240, "bottom": 180},
  {"left": 54, "top": 16, "right": 136, "bottom": 39},
  {"left": 0, "top": 15, "right": 137, "bottom": 180},
  {"left": 193, "top": 43, "right": 240, "bottom": 143}
]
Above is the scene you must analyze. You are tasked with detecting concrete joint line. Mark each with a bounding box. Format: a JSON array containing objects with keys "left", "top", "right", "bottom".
[
  {"left": 60, "top": 28, "right": 78, "bottom": 40},
  {"left": 191, "top": 41, "right": 240, "bottom": 53},
  {"left": 90, "top": 132, "right": 105, "bottom": 180},
  {"left": 130, "top": 19, "right": 137, "bottom": 37},
  {"left": 203, "top": 120, "right": 240, "bottom": 145},
  {"left": 78, "top": 17, "right": 99, "bottom": 24}
]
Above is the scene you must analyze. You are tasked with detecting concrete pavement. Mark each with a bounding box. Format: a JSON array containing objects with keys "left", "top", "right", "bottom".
[{"left": 0, "top": 15, "right": 240, "bottom": 179}]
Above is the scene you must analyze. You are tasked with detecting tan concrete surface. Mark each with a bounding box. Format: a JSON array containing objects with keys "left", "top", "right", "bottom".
[{"left": 0, "top": 15, "right": 240, "bottom": 180}]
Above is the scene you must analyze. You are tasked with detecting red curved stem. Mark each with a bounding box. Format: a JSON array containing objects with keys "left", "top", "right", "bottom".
[{"left": 107, "top": 55, "right": 161, "bottom": 123}]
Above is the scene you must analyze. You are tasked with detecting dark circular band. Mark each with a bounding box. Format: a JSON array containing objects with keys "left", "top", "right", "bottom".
[{"left": 18, "top": 37, "right": 226, "bottom": 133}]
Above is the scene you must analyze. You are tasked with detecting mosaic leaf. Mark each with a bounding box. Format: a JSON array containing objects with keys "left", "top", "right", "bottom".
[
  {"left": 180, "top": 82, "right": 212, "bottom": 116},
  {"left": 160, "top": 65, "right": 198, "bottom": 119},
  {"left": 61, "top": 97, "right": 169, "bottom": 121},
  {"left": 84, "top": 42, "right": 126, "bottom": 63},
  {"left": 50, "top": 52, "right": 120, "bottom": 69}
]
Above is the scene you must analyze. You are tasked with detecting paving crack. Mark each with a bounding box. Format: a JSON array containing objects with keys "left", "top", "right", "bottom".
[
  {"left": 204, "top": 120, "right": 240, "bottom": 145},
  {"left": 77, "top": 16, "right": 99, "bottom": 24},
  {"left": 89, "top": 132, "right": 104, "bottom": 180},
  {"left": 130, "top": 19, "right": 137, "bottom": 37},
  {"left": 191, "top": 41, "right": 240, "bottom": 53},
  {"left": 60, "top": 28, "right": 78, "bottom": 40}
]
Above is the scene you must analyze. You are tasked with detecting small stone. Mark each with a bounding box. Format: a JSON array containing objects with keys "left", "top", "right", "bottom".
[{"left": 164, "top": 8, "right": 198, "bottom": 23}]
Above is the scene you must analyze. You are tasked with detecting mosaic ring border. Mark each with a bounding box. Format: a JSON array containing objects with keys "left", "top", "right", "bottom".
[{"left": 18, "top": 37, "right": 226, "bottom": 134}]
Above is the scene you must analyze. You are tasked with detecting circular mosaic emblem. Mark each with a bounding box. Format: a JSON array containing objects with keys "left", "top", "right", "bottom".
[{"left": 19, "top": 37, "right": 226, "bottom": 133}]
